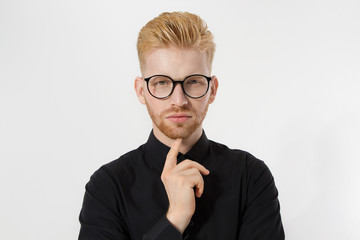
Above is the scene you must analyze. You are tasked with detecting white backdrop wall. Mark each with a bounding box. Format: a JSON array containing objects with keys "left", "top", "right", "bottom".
[{"left": 1, "top": 0, "right": 359, "bottom": 239}]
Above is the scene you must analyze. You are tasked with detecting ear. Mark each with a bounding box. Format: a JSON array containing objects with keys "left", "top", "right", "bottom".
[
  {"left": 208, "top": 75, "right": 219, "bottom": 104},
  {"left": 134, "top": 76, "right": 146, "bottom": 105}
]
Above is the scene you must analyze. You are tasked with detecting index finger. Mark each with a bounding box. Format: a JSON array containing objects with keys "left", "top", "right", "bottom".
[{"left": 163, "top": 138, "right": 182, "bottom": 170}]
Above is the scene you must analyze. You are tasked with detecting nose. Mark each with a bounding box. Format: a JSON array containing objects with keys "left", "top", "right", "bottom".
[{"left": 169, "top": 83, "right": 188, "bottom": 106}]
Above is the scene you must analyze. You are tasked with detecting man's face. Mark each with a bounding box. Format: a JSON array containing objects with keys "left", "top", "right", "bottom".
[{"left": 135, "top": 47, "right": 218, "bottom": 140}]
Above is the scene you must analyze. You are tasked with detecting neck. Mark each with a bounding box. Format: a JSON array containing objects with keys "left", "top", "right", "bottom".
[{"left": 152, "top": 126, "right": 203, "bottom": 154}]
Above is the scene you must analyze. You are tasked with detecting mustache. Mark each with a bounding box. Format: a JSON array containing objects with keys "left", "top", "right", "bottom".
[{"left": 163, "top": 106, "right": 191, "bottom": 114}]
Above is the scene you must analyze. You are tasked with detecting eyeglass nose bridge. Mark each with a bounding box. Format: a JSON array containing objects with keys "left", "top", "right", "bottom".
[{"left": 170, "top": 80, "right": 187, "bottom": 96}]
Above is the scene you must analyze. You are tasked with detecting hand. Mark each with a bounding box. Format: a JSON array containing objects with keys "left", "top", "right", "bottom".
[{"left": 161, "top": 138, "right": 210, "bottom": 233}]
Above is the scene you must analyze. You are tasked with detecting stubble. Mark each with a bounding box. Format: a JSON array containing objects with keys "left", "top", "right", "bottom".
[{"left": 145, "top": 100, "right": 210, "bottom": 140}]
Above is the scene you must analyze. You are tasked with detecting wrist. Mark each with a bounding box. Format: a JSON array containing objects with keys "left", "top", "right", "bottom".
[{"left": 166, "top": 210, "right": 191, "bottom": 234}]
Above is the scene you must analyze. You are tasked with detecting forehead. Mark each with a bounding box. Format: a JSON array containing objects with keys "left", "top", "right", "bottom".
[{"left": 142, "top": 47, "right": 210, "bottom": 78}]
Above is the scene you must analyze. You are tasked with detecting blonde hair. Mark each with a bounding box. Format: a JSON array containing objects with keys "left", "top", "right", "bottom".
[{"left": 137, "top": 12, "right": 215, "bottom": 73}]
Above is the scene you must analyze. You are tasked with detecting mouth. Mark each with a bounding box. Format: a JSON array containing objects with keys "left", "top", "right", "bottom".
[{"left": 165, "top": 113, "right": 192, "bottom": 123}]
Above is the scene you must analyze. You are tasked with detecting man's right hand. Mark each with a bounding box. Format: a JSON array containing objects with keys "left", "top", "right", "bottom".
[{"left": 161, "top": 138, "right": 210, "bottom": 233}]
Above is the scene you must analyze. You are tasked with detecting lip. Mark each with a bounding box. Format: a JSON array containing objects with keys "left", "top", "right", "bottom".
[{"left": 166, "top": 113, "right": 192, "bottom": 123}]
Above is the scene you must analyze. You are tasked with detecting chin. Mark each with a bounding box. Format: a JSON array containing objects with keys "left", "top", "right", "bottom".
[
  {"left": 159, "top": 122, "right": 200, "bottom": 140},
  {"left": 162, "top": 127, "right": 195, "bottom": 140}
]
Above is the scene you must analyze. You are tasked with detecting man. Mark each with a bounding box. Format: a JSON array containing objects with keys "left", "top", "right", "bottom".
[{"left": 79, "top": 12, "right": 284, "bottom": 240}]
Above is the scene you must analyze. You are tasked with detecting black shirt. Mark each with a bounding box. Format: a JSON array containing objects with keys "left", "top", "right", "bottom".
[{"left": 79, "top": 131, "right": 284, "bottom": 240}]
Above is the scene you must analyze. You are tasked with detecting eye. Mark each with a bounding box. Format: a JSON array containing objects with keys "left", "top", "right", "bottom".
[
  {"left": 185, "top": 76, "right": 207, "bottom": 85},
  {"left": 149, "top": 76, "right": 172, "bottom": 87},
  {"left": 156, "top": 80, "right": 169, "bottom": 86},
  {"left": 156, "top": 79, "right": 172, "bottom": 86},
  {"left": 187, "top": 79, "right": 199, "bottom": 85}
]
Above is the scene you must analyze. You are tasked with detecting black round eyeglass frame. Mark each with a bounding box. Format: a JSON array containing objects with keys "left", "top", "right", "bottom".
[{"left": 143, "top": 74, "right": 212, "bottom": 99}]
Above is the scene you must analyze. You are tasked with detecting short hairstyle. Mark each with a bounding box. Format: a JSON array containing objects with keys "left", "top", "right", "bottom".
[{"left": 137, "top": 12, "right": 215, "bottom": 73}]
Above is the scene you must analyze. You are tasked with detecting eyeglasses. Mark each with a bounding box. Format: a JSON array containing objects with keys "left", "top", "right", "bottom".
[{"left": 143, "top": 74, "right": 212, "bottom": 99}]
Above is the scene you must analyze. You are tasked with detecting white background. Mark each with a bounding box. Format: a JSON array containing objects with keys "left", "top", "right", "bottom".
[{"left": 1, "top": 0, "right": 359, "bottom": 239}]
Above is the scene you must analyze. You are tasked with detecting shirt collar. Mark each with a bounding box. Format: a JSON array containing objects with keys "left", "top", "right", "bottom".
[{"left": 144, "top": 129, "right": 210, "bottom": 166}]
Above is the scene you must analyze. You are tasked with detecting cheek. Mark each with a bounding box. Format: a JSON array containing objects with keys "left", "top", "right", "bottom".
[
  {"left": 198, "top": 94, "right": 211, "bottom": 106},
  {"left": 145, "top": 96, "right": 164, "bottom": 115},
  {"left": 192, "top": 97, "right": 210, "bottom": 112}
]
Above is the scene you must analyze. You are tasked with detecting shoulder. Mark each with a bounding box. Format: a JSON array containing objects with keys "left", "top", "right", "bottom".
[
  {"left": 105, "top": 145, "right": 144, "bottom": 169},
  {"left": 209, "top": 139, "right": 263, "bottom": 164},
  {"left": 89, "top": 145, "right": 145, "bottom": 185},
  {"left": 208, "top": 139, "right": 270, "bottom": 177}
]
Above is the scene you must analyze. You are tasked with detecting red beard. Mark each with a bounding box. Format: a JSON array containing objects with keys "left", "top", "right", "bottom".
[{"left": 145, "top": 103, "right": 209, "bottom": 139}]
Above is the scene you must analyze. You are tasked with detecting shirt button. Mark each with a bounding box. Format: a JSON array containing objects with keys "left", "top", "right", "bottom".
[{"left": 189, "top": 221, "right": 194, "bottom": 227}]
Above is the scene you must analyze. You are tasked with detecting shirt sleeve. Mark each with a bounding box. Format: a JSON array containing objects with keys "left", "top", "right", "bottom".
[
  {"left": 78, "top": 167, "right": 182, "bottom": 240},
  {"left": 79, "top": 168, "right": 131, "bottom": 240},
  {"left": 143, "top": 216, "right": 182, "bottom": 240},
  {"left": 238, "top": 159, "right": 285, "bottom": 240}
]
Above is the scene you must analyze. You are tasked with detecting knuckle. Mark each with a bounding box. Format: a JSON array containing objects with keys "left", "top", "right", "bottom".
[
  {"left": 182, "top": 159, "right": 193, "bottom": 165},
  {"left": 196, "top": 175, "right": 204, "bottom": 184},
  {"left": 161, "top": 172, "right": 170, "bottom": 182},
  {"left": 191, "top": 167, "right": 200, "bottom": 175}
]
